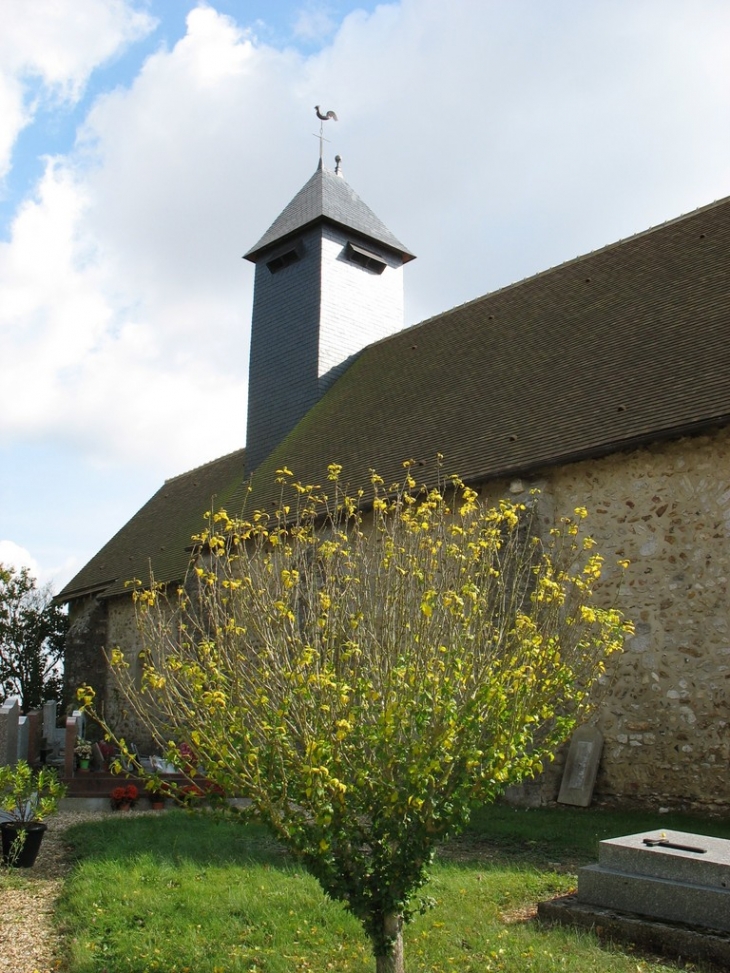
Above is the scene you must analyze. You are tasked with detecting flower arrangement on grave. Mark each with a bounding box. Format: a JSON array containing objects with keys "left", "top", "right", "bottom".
[
  {"left": 74, "top": 739, "right": 93, "bottom": 762},
  {"left": 110, "top": 784, "right": 138, "bottom": 810}
]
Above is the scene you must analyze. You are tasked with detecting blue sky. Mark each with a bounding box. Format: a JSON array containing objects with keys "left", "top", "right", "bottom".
[{"left": 1, "top": 0, "right": 729, "bottom": 591}]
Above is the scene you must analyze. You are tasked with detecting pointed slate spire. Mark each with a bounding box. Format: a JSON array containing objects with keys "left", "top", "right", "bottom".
[
  {"left": 245, "top": 161, "right": 415, "bottom": 264},
  {"left": 245, "top": 162, "right": 415, "bottom": 472}
]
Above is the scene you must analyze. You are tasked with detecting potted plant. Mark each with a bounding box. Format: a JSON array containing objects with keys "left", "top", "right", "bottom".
[
  {"left": 145, "top": 780, "right": 170, "bottom": 810},
  {"left": 0, "top": 761, "right": 66, "bottom": 867},
  {"left": 74, "top": 738, "right": 93, "bottom": 771},
  {"left": 110, "top": 784, "right": 138, "bottom": 811}
]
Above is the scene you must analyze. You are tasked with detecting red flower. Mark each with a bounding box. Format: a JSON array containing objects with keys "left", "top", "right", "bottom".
[{"left": 110, "top": 783, "right": 139, "bottom": 808}]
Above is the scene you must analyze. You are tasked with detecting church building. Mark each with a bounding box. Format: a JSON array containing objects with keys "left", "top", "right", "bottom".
[{"left": 58, "top": 155, "right": 730, "bottom": 810}]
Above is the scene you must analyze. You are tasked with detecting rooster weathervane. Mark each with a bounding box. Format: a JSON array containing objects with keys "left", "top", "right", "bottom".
[{"left": 314, "top": 105, "right": 338, "bottom": 161}]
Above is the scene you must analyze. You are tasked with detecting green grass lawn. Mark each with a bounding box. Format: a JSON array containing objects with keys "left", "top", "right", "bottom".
[{"left": 55, "top": 805, "right": 730, "bottom": 973}]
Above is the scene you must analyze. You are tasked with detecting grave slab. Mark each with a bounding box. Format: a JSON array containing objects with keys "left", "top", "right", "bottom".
[
  {"left": 539, "top": 894, "right": 730, "bottom": 969},
  {"left": 578, "top": 829, "right": 730, "bottom": 932}
]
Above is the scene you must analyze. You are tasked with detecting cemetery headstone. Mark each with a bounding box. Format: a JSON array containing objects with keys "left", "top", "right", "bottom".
[
  {"left": 557, "top": 724, "right": 603, "bottom": 806},
  {"left": 26, "top": 710, "right": 41, "bottom": 765},
  {"left": 17, "top": 715, "right": 28, "bottom": 763},
  {"left": 0, "top": 697, "right": 20, "bottom": 766},
  {"left": 42, "top": 700, "right": 64, "bottom": 757},
  {"left": 578, "top": 829, "right": 730, "bottom": 932}
]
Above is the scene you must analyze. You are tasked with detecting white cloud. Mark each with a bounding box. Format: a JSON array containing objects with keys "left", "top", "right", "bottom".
[
  {"left": 0, "top": 0, "right": 155, "bottom": 182},
  {"left": 0, "top": 540, "right": 39, "bottom": 577},
  {"left": 1, "top": 0, "right": 730, "bottom": 583},
  {"left": 3, "top": 0, "right": 730, "bottom": 469},
  {"left": 292, "top": 3, "right": 338, "bottom": 42}
]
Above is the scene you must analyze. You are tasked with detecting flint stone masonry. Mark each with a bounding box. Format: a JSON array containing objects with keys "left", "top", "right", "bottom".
[
  {"left": 97, "top": 425, "right": 730, "bottom": 807},
  {"left": 65, "top": 596, "right": 109, "bottom": 721},
  {"left": 578, "top": 830, "right": 730, "bottom": 932},
  {"left": 472, "top": 423, "right": 730, "bottom": 808},
  {"left": 105, "top": 594, "right": 156, "bottom": 751}
]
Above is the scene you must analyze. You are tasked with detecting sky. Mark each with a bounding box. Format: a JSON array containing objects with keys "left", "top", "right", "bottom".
[{"left": 1, "top": 0, "right": 729, "bottom": 592}]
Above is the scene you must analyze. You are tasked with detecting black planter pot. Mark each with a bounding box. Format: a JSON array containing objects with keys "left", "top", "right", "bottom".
[{"left": 0, "top": 821, "right": 48, "bottom": 868}]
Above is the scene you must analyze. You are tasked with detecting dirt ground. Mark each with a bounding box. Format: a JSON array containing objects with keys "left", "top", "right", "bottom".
[{"left": 0, "top": 810, "right": 114, "bottom": 973}]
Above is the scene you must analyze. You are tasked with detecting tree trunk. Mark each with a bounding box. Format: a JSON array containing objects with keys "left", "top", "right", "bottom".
[{"left": 374, "top": 912, "right": 405, "bottom": 973}]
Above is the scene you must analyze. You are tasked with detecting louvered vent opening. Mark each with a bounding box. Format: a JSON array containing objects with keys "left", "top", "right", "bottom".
[
  {"left": 345, "top": 241, "right": 387, "bottom": 274},
  {"left": 266, "top": 240, "right": 304, "bottom": 274}
]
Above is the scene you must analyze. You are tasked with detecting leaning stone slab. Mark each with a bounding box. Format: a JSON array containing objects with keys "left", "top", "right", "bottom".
[
  {"left": 578, "top": 829, "right": 730, "bottom": 932},
  {"left": 557, "top": 724, "right": 603, "bottom": 806}
]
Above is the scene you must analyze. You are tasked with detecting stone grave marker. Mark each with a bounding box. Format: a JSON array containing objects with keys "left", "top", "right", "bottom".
[
  {"left": 17, "top": 715, "right": 29, "bottom": 763},
  {"left": 578, "top": 829, "right": 730, "bottom": 932},
  {"left": 0, "top": 697, "right": 20, "bottom": 766},
  {"left": 557, "top": 724, "right": 603, "bottom": 806},
  {"left": 42, "top": 699, "right": 64, "bottom": 756},
  {"left": 26, "top": 710, "right": 41, "bottom": 765}
]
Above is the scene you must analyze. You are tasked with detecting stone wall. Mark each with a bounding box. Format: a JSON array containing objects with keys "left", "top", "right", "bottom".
[
  {"left": 103, "top": 594, "right": 156, "bottom": 751},
  {"left": 66, "top": 424, "right": 730, "bottom": 807},
  {"left": 65, "top": 596, "right": 109, "bottom": 718},
  {"left": 477, "top": 424, "right": 730, "bottom": 809}
]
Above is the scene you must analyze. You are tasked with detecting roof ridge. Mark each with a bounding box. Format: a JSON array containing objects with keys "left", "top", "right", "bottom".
[
  {"left": 384, "top": 192, "right": 730, "bottom": 344},
  {"left": 164, "top": 446, "right": 246, "bottom": 484}
]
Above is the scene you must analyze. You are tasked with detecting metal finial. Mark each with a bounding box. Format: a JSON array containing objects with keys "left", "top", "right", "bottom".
[
  {"left": 314, "top": 105, "right": 338, "bottom": 162},
  {"left": 334, "top": 154, "right": 343, "bottom": 176}
]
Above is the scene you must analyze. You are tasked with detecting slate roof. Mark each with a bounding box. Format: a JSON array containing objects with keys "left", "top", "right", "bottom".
[
  {"left": 59, "top": 194, "right": 730, "bottom": 603},
  {"left": 250, "top": 194, "right": 730, "bottom": 504},
  {"left": 58, "top": 449, "right": 247, "bottom": 601},
  {"left": 244, "top": 161, "right": 415, "bottom": 263}
]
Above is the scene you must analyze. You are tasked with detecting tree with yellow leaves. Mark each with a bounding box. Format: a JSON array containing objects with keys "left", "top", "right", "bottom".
[{"left": 81, "top": 463, "right": 631, "bottom": 973}]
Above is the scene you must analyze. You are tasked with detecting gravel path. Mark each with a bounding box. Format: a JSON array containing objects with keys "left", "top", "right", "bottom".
[{"left": 0, "top": 810, "right": 115, "bottom": 973}]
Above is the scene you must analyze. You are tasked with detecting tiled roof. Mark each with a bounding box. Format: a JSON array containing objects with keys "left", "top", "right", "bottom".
[
  {"left": 244, "top": 162, "right": 415, "bottom": 262},
  {"left": 249, "top": 194, "right": 730, "bottom": 505},
  {"left": 60, "top": 194, "right": 730, "bottom": 603},
  {"left": 58, "top": 449, "right": 248, "bottom": 601}
]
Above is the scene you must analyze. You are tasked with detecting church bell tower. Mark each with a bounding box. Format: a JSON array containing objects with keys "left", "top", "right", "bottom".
[{"left": 244, "top": 155, "right": 415, "bottom": 472}]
